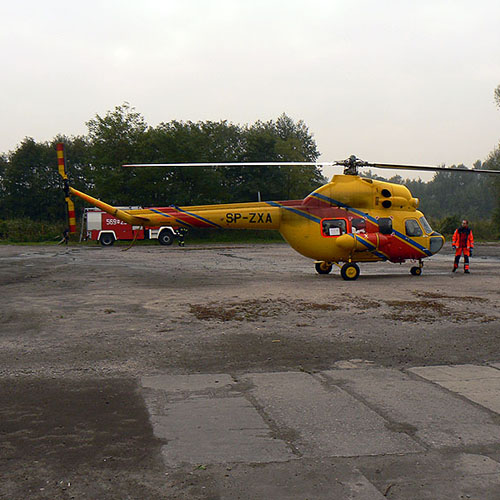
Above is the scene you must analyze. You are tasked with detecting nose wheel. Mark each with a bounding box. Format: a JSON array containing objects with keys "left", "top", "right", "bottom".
[{"left": 410, "top": 261, "right": 423, "bottom": 276}]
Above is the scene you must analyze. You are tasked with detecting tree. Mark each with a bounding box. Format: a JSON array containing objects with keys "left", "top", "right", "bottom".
[
  {"left": 225, "top": 113, "right": 323, "bottom": 202},
  {"left": 1, "top": 138, "right": 64, "bottom": 221},
  {"left": 485, "top": 83, "right": 500, "bottom": 230},
  {"left": 139, "top": 120, "right": 245, "bottom": 205},
  {"left": 483, "top": 144, "right": 500, "bottom": 228},
  {"left": 0, "top": 153, "right": 7, "bottom": 212},
  {"left": 86, "top": 103, "right": 149, "bottom": 204}
]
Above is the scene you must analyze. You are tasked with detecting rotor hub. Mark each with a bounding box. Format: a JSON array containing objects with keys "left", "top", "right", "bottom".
[{"left": 335, "top": 155, "right": 370, "bottom": 175}]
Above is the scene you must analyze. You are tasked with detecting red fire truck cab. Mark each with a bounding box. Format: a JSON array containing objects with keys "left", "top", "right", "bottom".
[{"left": 84, "top": 207, "right": 177, "bottom": 246}]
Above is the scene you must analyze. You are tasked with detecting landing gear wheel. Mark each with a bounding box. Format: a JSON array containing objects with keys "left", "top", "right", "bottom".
[
  {"left": 315, "top": 261, "right": 333, "bottom": 275},
  {"left": 341, "top": 263, "right": 360, "bottom": 281},
  {"left": 99, "top": 233, "right": 115, "bottom": 246},
  {"left": 158, "top": 230, "right": 174, "bottom": 246},
  {"left": 410, "top": 266, "right": 422, "bottom": 276}
]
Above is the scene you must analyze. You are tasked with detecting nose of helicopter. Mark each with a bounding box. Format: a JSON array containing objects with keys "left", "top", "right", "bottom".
[{"left": 429, "top": 233, "right": 445, "bottom": 254}]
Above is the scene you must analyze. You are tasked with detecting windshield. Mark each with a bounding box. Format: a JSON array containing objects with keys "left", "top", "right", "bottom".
[{"left": 419, "top": 216, "right": 433, "bottom": 234}]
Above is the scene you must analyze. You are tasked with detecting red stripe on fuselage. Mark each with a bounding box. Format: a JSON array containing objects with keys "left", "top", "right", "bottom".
[{"left": 148, "top": 207, "right": 214, "bottom": 228}]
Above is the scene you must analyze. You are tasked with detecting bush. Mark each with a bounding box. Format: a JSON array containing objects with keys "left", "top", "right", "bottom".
[
  {"left": 429, "top": 216, "right": 499, "bottom": 241},
  {"left": 430, "top": 215, "right": 460, "bottom": 237},
  {"left": 468, "top": 219, "right": 500, "bottom": 241},
  {"left": 0, "top": 219, "right": 67, "bottom": 243}
]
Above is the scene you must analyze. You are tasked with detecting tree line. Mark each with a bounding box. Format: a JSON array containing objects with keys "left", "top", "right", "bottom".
[
  {"left": 0, "top": 104, "right": 324, "bottom": 227},
  {"left": 367, "top": 160, "right": 499, "bottom": 237},
  {"left": 0, "top": 102, "right": 499, "bottom": 240}
]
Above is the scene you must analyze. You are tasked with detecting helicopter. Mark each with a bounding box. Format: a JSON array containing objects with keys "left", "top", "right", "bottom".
[{"left": 57, "top": 144, "right": 500, "bottom": 280}]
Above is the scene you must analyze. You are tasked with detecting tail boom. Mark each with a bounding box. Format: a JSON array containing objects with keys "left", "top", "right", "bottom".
[
  {"left": 69, "top": 187, "right": 281, "bottom": 230},
  {"left": 69, "top": 187, "right": 150, "bottom": 226}
]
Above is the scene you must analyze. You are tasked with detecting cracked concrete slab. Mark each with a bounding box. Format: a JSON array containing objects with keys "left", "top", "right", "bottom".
[
  {"left": 357, "top": 452, "right": 500, "bottom": 500},
  {"left": 245, "top": 371, "right": 422, "bottom": 457},
  {"left": 323, "top": 367, "right": 500, "bottom": 448},
  {"left": 409, "top": 364, "right": 500, "bottom": 414},
  {"left": 213, "top": 460, "right": 386, "bottom": 500},
  {"left": 150, "top": 397, "right": 295, "bottom": 466}
]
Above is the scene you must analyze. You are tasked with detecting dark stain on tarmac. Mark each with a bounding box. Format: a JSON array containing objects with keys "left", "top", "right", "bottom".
[{"left": 0, "top": 378, "right": 170, "bottom": 499}]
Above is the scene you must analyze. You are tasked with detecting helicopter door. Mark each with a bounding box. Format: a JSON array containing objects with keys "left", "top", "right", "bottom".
[{"left": 321, "top": 218, "right": 347, "bottom": 237}]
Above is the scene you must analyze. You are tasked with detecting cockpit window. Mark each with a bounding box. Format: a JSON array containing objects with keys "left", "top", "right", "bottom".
[
  {"left": 419, "top": 216, "right": 433, "bottom": 234},
  {"left": 321, "top": 218, "right": 347, "bottom": 237},
  {"left": 405, "top": 219, "right": 423, "bottom": 237}
]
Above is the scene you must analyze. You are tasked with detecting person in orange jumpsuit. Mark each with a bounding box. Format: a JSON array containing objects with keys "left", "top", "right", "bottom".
[{"left": 452, "top": 219, "right": 474, "bottom": 273}]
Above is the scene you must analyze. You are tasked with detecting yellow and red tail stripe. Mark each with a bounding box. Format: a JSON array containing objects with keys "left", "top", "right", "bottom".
[
  {"left": 65, "top": 197, "right": 77, "bottom": 235},
  {"left": 56, "top": 143, "right": 67, "bottom": 179}
]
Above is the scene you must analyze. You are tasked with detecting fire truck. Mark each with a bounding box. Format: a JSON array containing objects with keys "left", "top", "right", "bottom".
[{"left": 84, "top": 207, "right": 178, "bottom": 246}]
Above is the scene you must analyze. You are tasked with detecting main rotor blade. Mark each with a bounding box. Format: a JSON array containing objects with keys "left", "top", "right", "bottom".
[
  {"left": 122, "top": 159, "right": 500, "bottom": 175},
  {"left": 122, "top": 162, "right": 335, "bottom": 168},
  {"left": 370, "top": 162, "right": 500, "bottom": 174}
]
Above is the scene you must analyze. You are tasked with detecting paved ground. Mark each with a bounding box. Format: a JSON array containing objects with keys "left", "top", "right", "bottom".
[{"left": 1, "top": 241, "right": 500, "bottom": 499}]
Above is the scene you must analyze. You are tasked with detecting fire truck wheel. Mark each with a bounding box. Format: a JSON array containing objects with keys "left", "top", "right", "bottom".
[
  {"left": 158, "top": 230, "right": 174, "bottom": 246},
  {"left": 99, "top": 233, "right": 115, "bottom": 246}
]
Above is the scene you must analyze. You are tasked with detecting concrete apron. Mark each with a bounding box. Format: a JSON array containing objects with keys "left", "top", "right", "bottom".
[{"left": 141, "top": 363, "right": 500, "bottom": 499}]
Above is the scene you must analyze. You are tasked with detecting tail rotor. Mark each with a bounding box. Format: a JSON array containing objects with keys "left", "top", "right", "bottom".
[{"left": 56, "top": 143, "right": 77, "bottom": 238}]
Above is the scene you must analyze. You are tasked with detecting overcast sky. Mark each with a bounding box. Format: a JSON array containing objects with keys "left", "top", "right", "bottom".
[{"left": 1, "top": 0, "right": 499, "bottom": 180}]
